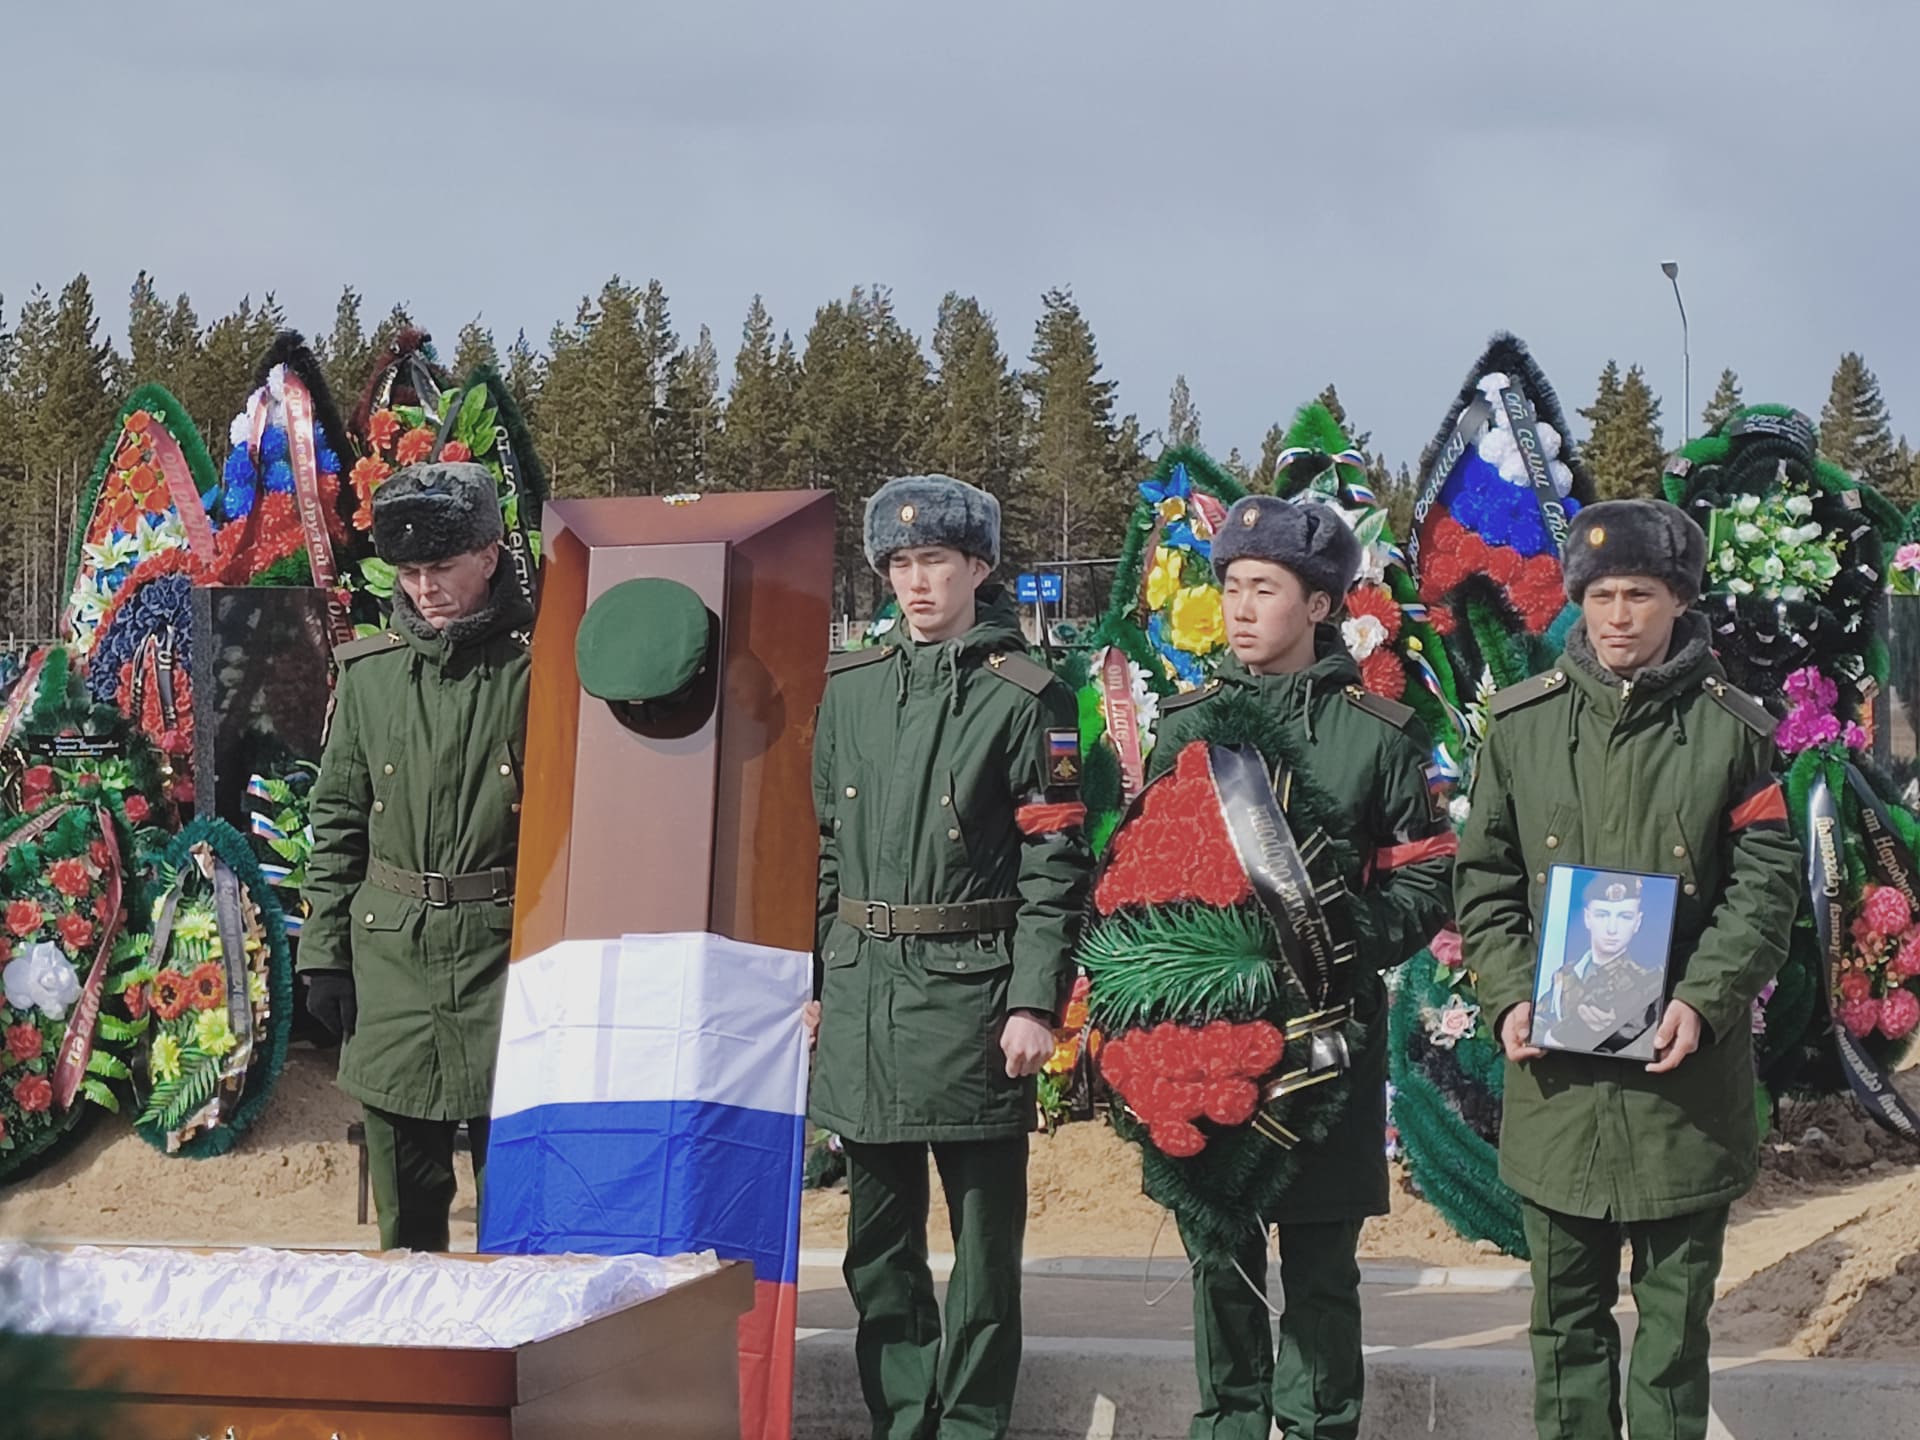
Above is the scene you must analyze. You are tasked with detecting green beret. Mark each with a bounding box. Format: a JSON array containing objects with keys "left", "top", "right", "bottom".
[
  {"left": 1562, "top": 499, "right": 1706, "bottom": 602},
  {"left": 575, "top": 578, "right": 714, "bottom": 704},
  {"left": 1210, "top": 496, "right": 1361, "bottom": 598},
  {"left": 864, "top": 474, "right": 1000, "bottom": 571},
  {"left": 372, "top": 461, "right": 503, "bottom": 564}
]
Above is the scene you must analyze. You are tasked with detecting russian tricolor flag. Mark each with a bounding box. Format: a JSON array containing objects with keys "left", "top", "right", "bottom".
[{"left": 480, "top": 932, "right": 810, "bottom": 1440}]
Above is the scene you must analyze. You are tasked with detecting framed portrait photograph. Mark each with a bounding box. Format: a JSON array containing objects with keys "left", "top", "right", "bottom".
[{"left": 1529, "top": 866, "right": 1681, "bottom": 1062}]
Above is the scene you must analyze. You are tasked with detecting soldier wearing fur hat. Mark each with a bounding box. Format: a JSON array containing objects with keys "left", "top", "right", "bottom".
[
  {"left": 1456, "top": 497, "right": 1801, "bottom": 1439},
  {"left": 1148, "top": 494, "right": 1456, "bottom": 1440},
  {"left": 809, "top": 474, "right": 1093, "bottom": 1440},
  {"left": 301, "top": 462, "right": 530, "bottom": 1251}
]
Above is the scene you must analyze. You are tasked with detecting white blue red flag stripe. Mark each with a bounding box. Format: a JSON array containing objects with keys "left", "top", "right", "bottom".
[{"left": 480, "top": 932, "right": 810, "bottom": 1440}]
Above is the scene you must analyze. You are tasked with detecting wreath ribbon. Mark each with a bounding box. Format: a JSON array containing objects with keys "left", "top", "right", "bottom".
[{"left": 51, "top": 806, "right": 127, "bottom": 1112}]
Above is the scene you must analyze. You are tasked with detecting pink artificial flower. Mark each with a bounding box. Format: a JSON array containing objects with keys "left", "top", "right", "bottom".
[
  {"left": 1840, "top": 971, "right": 1872, "bottom": 1003},
  {"left": 1838, "top": 995, "right": 1882, "bottom": 1038},
  {"left": 1844, "top": 722, "right": 1870, "bottom": 751},
  {"left": 1863, "top": 884, "right": 1912, "bottom": 939},
  {"left": 1890, "top": 931, "right": 1920, "bottom": 980},
  {"left": 1775, "top": 705, "right": 1841, "bottom": 755},
  {"left": 1878, "top": 987, "right": 1920, "bottom": 1041},
  {"left": 1430, "top": 928, "right": 1465, "bottom": 969},
  {"left": 1784, "top": 666, "right": 1840, "bottom": 711},
  {"left": 1895, "top": 542, "right": 1920, "bottom": 573}
]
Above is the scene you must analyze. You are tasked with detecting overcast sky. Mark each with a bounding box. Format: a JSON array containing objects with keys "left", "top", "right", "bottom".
[{"left": 4, "top": 1, "right": 1916, "bottom": 469}]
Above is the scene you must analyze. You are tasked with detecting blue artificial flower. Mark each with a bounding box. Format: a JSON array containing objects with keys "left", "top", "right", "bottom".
[
  {"left": 87, "top": 574, "right": 195, "bottom": 705},
  {"left": 220, "top": 446, "right": 259, "bottom": 521},
  {"left": 260, "top": 426, "right": 289, "bottom": 463},
  {"left": 1138, "top": 462, "right": 1211, "bottom": 556},
  {"left": 1145, "top": 612, "right": 1207, "bottom": 686},
  {"left": 265, "top": 459, "right": 294, "bottom": 494},
  {"left": 1138, "top": 462, "right": 1194, "bottom": 509},
  {"left": 314, "top": 442, "right": 339, "bottom": 477}
]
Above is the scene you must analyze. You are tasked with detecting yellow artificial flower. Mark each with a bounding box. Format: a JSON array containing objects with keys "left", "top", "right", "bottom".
[
  {"left": 192, "top": 1008, "right": 237, "bottom": 1059},
  {"left": 248, "top": 971, "right": 269, "bottom": 1007},
  {"left": 1144, "top": 549, "right": 1184, "bottom": 611},
  {"left": 174, "top": 908, "right": 218, "bottom": 943},
  {"left": 1155, "top": 496, "right": 1187, "bottom": 526},
  {"left": 1169, "top": 585, "right": 1227, "bottom": 653},
  {"left": 151, "top": 1032, "right": 182, "bottom": 1083}
]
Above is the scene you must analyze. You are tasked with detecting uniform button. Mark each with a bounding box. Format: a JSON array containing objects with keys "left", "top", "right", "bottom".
[
  {"left": 383, "top": 763, "right": 395, "bottom": 776},
  {"left": 826, "top": 950, "right": 835, "bottom": 962},
  {"left": 372, "top": 800, "right": 385, "bottom": 813},
  {"left": 940, "top": 795, "right": 951, "bottom": 807},
  {"left": 955, "top": 960, "right": 968, "bottom": 971},
  {"left": 833, "top": 818, "right": 842, "bottom": 831},
  {"left": 1534, "top": 873, "right": 1546, "bottom": 885},
  {"left": 1673, "top": 845, "right": 1686, "bottom": 858},
  {"left": 500, "top": 763, "right": 512, "bottom": 777},
  {"left": 845, "top": 786, "right": 857, "bottom": 799},
  {"left": 1545, "top": 836, "right": 1559, "bottom": 849},
  {"left": 364, "top": 913, "right": 375, "bottom": 924},
  {"left": 948, "top": 828, "right": 960, "bottom": 840},
  {"left": 511, "top": 803, "right": 521, "bottom": 815},
  {"left": 1684, "top": 882, "right": 1698, "bottom": 896}
]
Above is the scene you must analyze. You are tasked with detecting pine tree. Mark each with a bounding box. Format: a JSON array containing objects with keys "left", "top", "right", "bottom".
[
  {"left": 538, "top": 278, "right": 650, "bottom": 497},
  {"left": 1821, "top": 352, "right": 1906, "bottom": 502},
  {"left": 122, "top": 271, "right": 198, "bottom": 397},
  {"left": 1580, "top": 361, "right": 1665, "bottom": 499},
  {"left": 920, "top": 294, "right": 1023, "bottom": 517},
  {"left": 1701, "top": 368, "right": 1743, "bottom": 433},
  {"left": 365, "top": 304, "right": 416, "bottom": 371},
  {"left": 1167, "top": 374, "right": 1201, "bottom": 448},
  {"left": 183, "top": 294, "right": 287, "bottom": 457},
  {"left": 1224, "top": 446, "right": 1249, "bottom": 482},
  {"left": 1251, "top": 422, "right": 1286, "bottom": 491},
  {"left": 709, "top": 297, "right": 799, "bottom": 492},
  {"left": 503, "top": 329, "right": 542, "bottom": 423},
  {"left": 452, "top": 317, "right": 500, "bottom": 379},
  {"left": 1015, "top": 287, "right": 1136, "bottom": 614},
  {"left": 316, "top": 286, "right": 374, "bottom": 405},
  {"left": 659, "top": 324, "right": 720, "bottom": 493}
]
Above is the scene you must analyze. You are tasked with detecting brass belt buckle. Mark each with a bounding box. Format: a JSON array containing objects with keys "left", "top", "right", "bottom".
[
  {"left": 421, "top": 871, "right": 452, "bottom": 908},
  {"left": 864, "top": 901, "right": 894, "bottom": 939}
]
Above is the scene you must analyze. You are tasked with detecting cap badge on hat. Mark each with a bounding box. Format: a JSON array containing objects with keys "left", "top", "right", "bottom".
[
  {"left": 900, "top": 503, "right": 916, "bottom": 523},
  {"left": 1588, "top": 526, "right": 1606, "bottom": 546},
  {"left": 1241, "top": 505, "right": 1259, "bottom": 527}
]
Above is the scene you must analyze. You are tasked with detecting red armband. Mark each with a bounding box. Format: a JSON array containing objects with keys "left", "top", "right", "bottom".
[
  {"left": 1729, "top": 780, "right": 1787, "bottom": 832},
  {"left": 1372, "top": 832, "right": 1459, "bottom": 872},
  {"left": 1016, "top": 802, "right": 1087, "bottom": 835}
]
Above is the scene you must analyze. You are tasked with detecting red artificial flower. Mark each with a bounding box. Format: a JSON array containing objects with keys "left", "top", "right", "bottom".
[
  {"left": 76, "top": 772, "right": 100, "bottom": 790},
  {"left": 368, "top": 409, "right": 404, "bottom": 454},
  {"left": 89, "top": 839, "right": 112, "bottom": 870},
  {"left": 6, "top": 900, "right": 43, "bottom": 938},
  {"left": 1361, "top": 649, "right": 1407, "bottom": 700},
  {"left": 93, "top": 892, "right": 119, "bottom": 926},
  {"left": 123, "top": 794, "right": 151, "bottom": 825},
  {"left": 12, "top": 1074, "right": 52, "bottom": 1114},
  {"left": 1151, "top": 1119, "right": 1206, "bottom": 1157},
  {"left": 1481, "top": 546, "right": 1521, "bottom": 587},
  {"left": 20, "top": 765, "right": 56, "bottom": 810},
  {"left": 350, "top": 456, "right": 393, "bottom": 532},
  {"left": 124, "top": 982, "right": 149, "bottom": 1021},
  {"left": 1839, "top": 971, "right": 1873, "bottom": 1002},
  {"left": 5, "top": 1023, "right": 42, "bottom": 1064},
  {"left": 151, "top": 969, "right": 193, "bottom": 1021},
  {"left": 440, "top": 441, "right": 472, "bottom": 463},
  {"left": 1344, "top": 585, "right": 1402, "bottom": 643},
  {"left": 187, "top": 963, "right": 226, "bottom": 1011},
  {"left": 1429, "top": 608, "right": 1456, "bottom": 636},
  {"left": 56, "top": 913, "right": 95, "bottom": 953},
  {"left": 1094, "top": 743, "right": 1252, "bottom": 914},
  {"left": 1096, "top": 1019, "right": 1285, "bottom": 1157},
  {"left": 48, "top": 858, "right": 92, "bottom": 900},
  {"left": 396, "top": 426, "right": 436, "bottom": 466}
]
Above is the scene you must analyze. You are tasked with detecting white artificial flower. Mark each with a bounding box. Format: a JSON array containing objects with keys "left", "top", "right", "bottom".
[
  {"left": 1341, "top": 613, "right": 1390, "bottom": 661},
  {"left": 1734, "top": 522, "right": 1765, "bottom": 545},
  {"left": 1550, "top": 459, "right": 1574, "bottom": 497},
  {"left": 83, "top": 532, "right": 140, "bottom": 574},
  {"left": 133, "top": 515, "right": 177, "bottom": 563},
  {"left": 1760, "top": 554, "right": 1786, "bottom": 583},
  {"left": 1535, "top": 422, "right": 1562, "bottom": 459},
  {"left": 1782, "top": 585, "right": 1808, "bottom": 603},
  {"left": 1728, "top": 578, "right": 1755, "bottom": 596},
  {"left": 1785, "top": 494, "right": 1815, "bottom": 519},
  {"left": 266, "top": 364, "right": 288, "bottom": 403},
  {"left": 1475, "top": 373, "right": 1512, "bottom": 407},
  {"left": 1793, "top": 522, "right": 1825, "bottom": 546},
  {"left": 4, "top": 941, "right": 82, "bottom": 1021},
  {"left": 228, "top": 411, "right": 252, "bottom": 448},
  {"left": 1448, "top": 795, "right": 1473, "bottom": 826},
  {"left": 1128, "top": 660, "right": 1160, "bottom": 733}
]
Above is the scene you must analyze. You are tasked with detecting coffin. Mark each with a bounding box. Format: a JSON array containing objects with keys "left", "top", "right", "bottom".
[{"left": 16, "top": 1245, "right": 754, "bottom": 1439}]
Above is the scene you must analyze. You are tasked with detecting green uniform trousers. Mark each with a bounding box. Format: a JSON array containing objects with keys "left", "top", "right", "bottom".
[
  {"left": 1181, "top": 1216, "right": 1366, "bottom": 1440},
  {"left": 842, "top": 1136, "right": 1028, "bottom": 1440},
  {"left": 1521, "top": 1200, "right": 1729, "bottom": 1440},
  {"left": 363, "top": 1106, "right": 491, "bottom": 1252}
]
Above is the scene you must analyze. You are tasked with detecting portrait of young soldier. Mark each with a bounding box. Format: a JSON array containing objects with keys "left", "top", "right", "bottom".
[
  {"left": 1539, "top": 872, "right": 1664, "bottom": 1056},
  {"left": 1147, "top": 495, "right": 1455, "bottom": 1440},
  {"left": 301, "top": 462, "right": 529, "bottom": 1252},
  {"left": 807, "top": 474, "right": 1093, "bottom": 1440},
  {"left": 1455, "top": 498, "right": 1802, "bottom": 1440}
]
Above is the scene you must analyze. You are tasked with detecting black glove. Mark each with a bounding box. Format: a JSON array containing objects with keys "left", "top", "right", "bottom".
[{"left": 305, "top": 971, "right": 358, "bottom": 1040}]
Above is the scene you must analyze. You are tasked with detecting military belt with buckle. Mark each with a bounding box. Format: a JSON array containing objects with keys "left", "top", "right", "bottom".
[
  {"left": 838, "top": 896, "right": 1020, "bottom": 939},
  {"left": 368, "top": 857, "right": 515, "bottom": 908}
]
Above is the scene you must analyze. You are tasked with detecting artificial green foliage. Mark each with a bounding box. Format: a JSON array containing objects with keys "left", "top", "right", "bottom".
[{"left": 1080, "top": 905, "right": 1282, "bottom": 1031}]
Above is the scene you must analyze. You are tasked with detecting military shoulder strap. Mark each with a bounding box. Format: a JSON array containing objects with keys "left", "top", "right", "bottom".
[
  {"left": 1488, "top": 667, "right": 1570, "bottom": 718},
  {"left": 825, "top": 644, "right": 898, "bottom": 680},
  {"left": 1703, "top": 675, "right": 1777, "bottom": 737},
  {"left": 980, "top": 650, "right": 1056, "bottom": 697},
  {"left": 333, "top": 631, "right": 407, "bottom": 667},
  {"left": 1342, "top": 685, "right": 1417, "bottom": 731},
  {"left": 1160, "top": 678, "right": 1222, "bottom": 714}
]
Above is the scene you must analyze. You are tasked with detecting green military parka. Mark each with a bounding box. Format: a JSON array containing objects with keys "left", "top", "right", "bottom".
[
  {"left": 1149, "top": 633, "right": 1456, "bottom": 1224},
  {"left": 810, "top": 585, "right": 1094, "bottom": 1144},
  {"left": 301, "top": 569, "right": 532, "bottom": 1121},
  {"left": 1455, "top": 613, "right": 1802, "bottom": 1222}
]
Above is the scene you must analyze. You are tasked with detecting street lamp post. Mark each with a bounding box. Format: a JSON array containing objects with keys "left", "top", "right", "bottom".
[{"left": 1661, "top": 261, "right": 1690, "bottom": 443}]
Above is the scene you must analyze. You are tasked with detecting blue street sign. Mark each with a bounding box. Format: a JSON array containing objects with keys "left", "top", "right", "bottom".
[
  {"left": 1038, "top": 573, "right": 1064, "bottom": 604},
  {"left": 1015, "top": 573, "right": 1040, "bottom": 602}
]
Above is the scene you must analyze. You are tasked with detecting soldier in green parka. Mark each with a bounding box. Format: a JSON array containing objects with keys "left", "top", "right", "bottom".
[
  {"left": 1456, "top": 499, "right": 1802, "bottom": 1440},
  {"left": 809, "top": 474, "right": 1093, "bottom": 1440},
  {"left": 302, "top": 462, "right": 530, "bottom": 1252},
  {"left": 1148, "top": 496, "right": 1456, "bottom": 1440}
]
